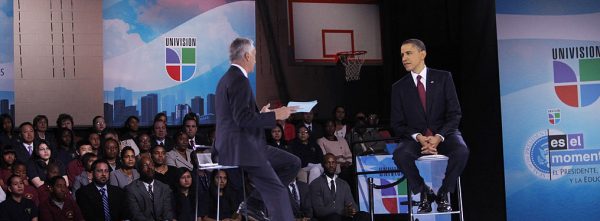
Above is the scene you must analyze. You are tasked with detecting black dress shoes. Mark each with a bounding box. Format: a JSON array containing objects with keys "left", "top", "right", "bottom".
[
  {"left": 235, "top": 201, "right": 270, "bottom": 221},
  {"left": 436, "top": 191, "right": 453, "bottom": 212},
  {"left": 417, "top": 187, "right": 436, "bottom": 213}
]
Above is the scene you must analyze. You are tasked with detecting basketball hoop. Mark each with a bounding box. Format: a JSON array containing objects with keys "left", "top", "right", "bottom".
[{"left": 336, "top": 50, "right": 367, "bottom": 82}]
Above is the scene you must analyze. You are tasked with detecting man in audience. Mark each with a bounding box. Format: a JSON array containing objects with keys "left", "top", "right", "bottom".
[
  {"left": 66, "top": 140, "right": 94, "bottom": 185},
  {"left": 125, "top": 156, "right": 174, "bottom": 221},
  {"left": 303, "top": 110, "right": 323, "bottom": 142},
  {"left": 151, "top": 120, "right": 173, "bottom": 151},
  {"left": 102, "top": 138, "right": 121, "bottom": 172},
  {"left": 183, "top": 118, "right": 207, "bottom": 151},
  {"left": 0, "top": 175, "right": 39, "bottom": 221},
  {"left": 39, "top": 176, "right": 84, "bottom": 221},
  {"left": 76, "top": 159, "right": 128, "bottom": 221},
  {"left": 310, "top": 153, "right": 359, "bottom": 221},
  {"left": 288, "top": 178, "right": 312, "bottom": 221},
  {"left": 13, "top": 122, "right": 36, "bottom": 163},
  {"left": 87, "top": 133, "right": 101, "bottom": 154},
  {"left": 151, "top": 145, "right": 178, "bottom": 190}
]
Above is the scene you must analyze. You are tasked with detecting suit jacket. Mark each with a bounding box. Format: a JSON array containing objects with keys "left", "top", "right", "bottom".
[
  {"left": 309, "top": 175, "right": 357, "bottom": 218},
  {"left": 305, "top": 122, "right": 324, "bottom": 142},
  {"left": 151, "top": 136, "right": 174, "bottom": 152},
  {"left": 125, "top": 179, "right": 174, "bottom": 221},
  {"left": 289, "top": 181, "right": 312, "bottom": 218},
  {"left": 12, "top": 140, "right": 34, "bottom": 163},
  {"left": 166, "top": 149, "right": 194, "bottom": 170},
  {"left": 390, "top": 68, "right": 462, "bottom": 139},
  {"left": 215, "top": 65, "right": 276, "bottom": 166},
  {"left": 76, "top": 183, "right": 128, "bottom": 221}
]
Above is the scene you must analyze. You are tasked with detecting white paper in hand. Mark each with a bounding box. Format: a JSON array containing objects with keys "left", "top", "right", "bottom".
[{"left": 287, "top": 100, "right": 318, "bottom": 113}]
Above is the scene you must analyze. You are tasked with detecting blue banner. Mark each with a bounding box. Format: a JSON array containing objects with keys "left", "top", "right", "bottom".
[
  {"left": 0, "top": 0, "right": 14, "bottom": 117},
  {"left": 103, "top": 0, "right": 256, "bottom": 126},
  {"left": 497, "top": 1, "right": 600, "bottom": 220}
]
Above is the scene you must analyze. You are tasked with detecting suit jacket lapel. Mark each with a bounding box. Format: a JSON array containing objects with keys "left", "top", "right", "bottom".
[
  {"left": 406, "top": 77, "right": 427, "bottom": 116},
  {"left": 425, "top": 70, "right": 438, "bottom": 117}
]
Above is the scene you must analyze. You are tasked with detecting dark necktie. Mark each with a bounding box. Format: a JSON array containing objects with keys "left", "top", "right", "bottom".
[
  {"left": 190, "top": 139, "right": 195, "bottom": 149},
  {"left": 330, "top": 179, "right": 336, "bottom": 196},
  {"left": 290, "top": 183, "right": 300, "bottom": 205},
  {"left": 148, "top": 184, "right": 154, "bottom": 201},
  {"left": 417, "top": 75, "right": 433, "bottom": 136},
  {"left": 100, "top": 187, "right": 111, "bottom": 221},
  {"left": 308, "top": 125, "right": 312, "bottom": 132}
]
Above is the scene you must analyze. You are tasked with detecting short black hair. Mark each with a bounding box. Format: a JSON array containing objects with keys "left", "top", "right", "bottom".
[
  {"left": 91, "top": 159, "right": 109, "bottom": 171},
  {"left": 402, "top": 38, "right": 427, "bottom": 51},
  {"left": 47, "top": 175, "right": 65, "bottom": 187}
]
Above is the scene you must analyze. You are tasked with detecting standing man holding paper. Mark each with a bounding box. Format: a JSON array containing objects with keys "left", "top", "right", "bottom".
[
  {"left": 390, "top": 39, "right": 469, "bottom": 213},
  {"left": 215, "top": 37, "right": 301, "bottom": 221}
]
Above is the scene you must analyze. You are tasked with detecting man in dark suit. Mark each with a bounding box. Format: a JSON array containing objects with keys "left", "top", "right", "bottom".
[
  {"left": 76, "top": 159, "right": 128, "bottom": 221},
  {"left": 151, "top": 120, "right": 174, "bottom": 151},
  {"left": 125, "top": 156, "right": 174, "bottom": 221},
  {"left": 303, "top": 110, "right": 324, "bottom": 141},
  {"left": 310, "top": 153, "right": 358, "bottom": 221},
  {"left": 215, "top": 37, "right": 300, "bottom": 221},
  {"left": 288, "top": 179, "right": 312, "bottom": 220},
  {"left": 390, "top": 39, "right": 469, "bottom": 213},
  {"left": 12, "top": 122, "right": 36, "bottom": 163}
]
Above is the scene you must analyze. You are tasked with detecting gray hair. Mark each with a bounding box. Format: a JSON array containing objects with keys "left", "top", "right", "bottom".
[
  {"left": 229, "top": 37, "right": 255, "bottom": 62},
  {"left": 402, "top": 38, "right": 426, "bottom": 51}
]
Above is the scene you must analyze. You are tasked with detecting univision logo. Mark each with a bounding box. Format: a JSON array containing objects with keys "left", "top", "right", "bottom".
[
  {"left": 165, "top": 37, "right": 197, "bottom": 82},
  {"left": 552, "top": 46, "right": 600, "bottom": 107}
]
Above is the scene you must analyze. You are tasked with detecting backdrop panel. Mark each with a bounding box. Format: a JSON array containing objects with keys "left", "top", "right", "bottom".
[
  {"left": 0, "top": 0, "right": 14, "bottom": 117},
  {"left": 497, "top": 1, "right": 600, "bottom": 220},
  {"left": 103, "top": 0, "right": 256, "bottom": 126}
]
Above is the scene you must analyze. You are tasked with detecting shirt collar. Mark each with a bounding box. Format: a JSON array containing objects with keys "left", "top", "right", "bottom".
[
  {"left": 411, "top": 66, "right": 428, "bottom": 85},
  {"left": 231, "top": 64, "right": 248, "bottom": 78}
]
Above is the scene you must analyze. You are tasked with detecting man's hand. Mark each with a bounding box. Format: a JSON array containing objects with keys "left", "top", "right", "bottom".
[
  {"left": 273, "top": 106, "right": 299, "bottom": 120},
  {"left": 260, "top": 103, "right": 272, "bottom": 113},
  {"left": 345, "top": 203, "right": 357, "bottom": 217},
  {"left": 417, "top": 134, "right": 438, "bottom": 155}
]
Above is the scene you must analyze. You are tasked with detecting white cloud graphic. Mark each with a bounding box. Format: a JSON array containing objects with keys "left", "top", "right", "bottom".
[{"left": 103, "top": 19, "right": 145, "bottom": 59}]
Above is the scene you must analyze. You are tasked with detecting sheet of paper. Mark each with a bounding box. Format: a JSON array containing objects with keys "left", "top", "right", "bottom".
[{"left": 287, "top": 100, "right": 318, "bottom": 113}]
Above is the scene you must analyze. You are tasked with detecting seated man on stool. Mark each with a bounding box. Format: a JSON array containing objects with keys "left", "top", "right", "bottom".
[{"left": 390, "top": 38, "right": 469, "bottom": 213}]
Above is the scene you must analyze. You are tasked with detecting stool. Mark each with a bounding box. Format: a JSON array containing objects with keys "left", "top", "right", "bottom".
[{"left": 407, "top": 154, "right": 464, "bottom": 221}]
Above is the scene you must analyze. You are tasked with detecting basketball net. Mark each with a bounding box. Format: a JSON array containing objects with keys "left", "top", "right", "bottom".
[{"left": 337, "top": 51, "right": 366, "bottom": 82}]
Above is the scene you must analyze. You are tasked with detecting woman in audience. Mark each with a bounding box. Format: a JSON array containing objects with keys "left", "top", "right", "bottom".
[
  {"left": 289, "top": 125, "right": 324, "bottom": 184},
  {"left": 333, "top": 106, "right": 351, "bottom": 140},
  {"left": 173, "top": 167, "right": 201, "bottom": 221},
  {"left": 27, "top": 141, "right": 68, "bottom": 188},
  {"left": 11, "top": 162, "right": 39, "bottom": 206},
  {"left": 91, "top": 115, "right": 107, "bottom": 135},
  {"left": 57, "top": 113, "right": 82, "bottom": 144},
  {"left": 204, "top": 170, "right": 240, "bottom": 221},
  {"left": 0, "top": 147, "right": 16, "bottom": 191},
  {"left": 33, "top": 115, "right": 56, "bottom": 148},
  {"left": 120, "top": 116, "right": 140, "bottom": 141},
  {"left": 136, "top": 132, "right": 152, "bottom": 159},
  {"left": 277, "top": 119, "right": 296, "bottom": 142},
  {"left": 166, "top": 131, "right": 193, "bottom": 170},
  {"left": 87, "top": 132, "right": 101, "bottom": 154},
  {"left": 0, "top": 114, "right": 16, "bottom": 149},
  {"left": 55, "top": 128, "right": 75, "bottom": 167},
  {"left": 71, "top": 153, "right": 97, "bottom": 195},
  {"left": 318, "top": 119, "right": 353, "bottom": 172},
  {"left": 110, "top": 146, "right": 139, "bottom": 188},
  {"left": 100, "top": 138, "right": 121, "bottom": 172},
  {"left": 267, "top": 124, "right": 288, "bottom": 151}
]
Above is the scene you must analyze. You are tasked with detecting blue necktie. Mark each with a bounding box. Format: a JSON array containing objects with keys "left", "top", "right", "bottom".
[{"left": 100, "top": 187, "right": 111, "bottom": 221}]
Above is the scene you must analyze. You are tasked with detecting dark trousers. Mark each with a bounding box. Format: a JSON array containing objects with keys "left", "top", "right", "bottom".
[
  {"left": 392, "top": 133, "right": 469, "bottom": 194},
  {"left": 243, "top": 145, "right": 301, "bottom": 221}
]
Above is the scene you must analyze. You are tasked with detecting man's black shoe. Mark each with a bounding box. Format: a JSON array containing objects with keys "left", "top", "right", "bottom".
[
  {"left": 436, "top": 191, "right": 453, "bottom": 212},
  {"left": 417, "top": 187, "right": 436, "bottom": 213},
  {"left": 236, "top": 201, "right": 270, "bottom": 221}
]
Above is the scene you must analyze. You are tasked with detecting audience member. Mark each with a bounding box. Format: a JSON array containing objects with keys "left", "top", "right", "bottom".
[
  {"left": 288, "top": 178, "right": 312, "bottom": 220},
  {"left": 347, "top": 120, "right": 386, "bottom": 155},
  {"left": 204, "top": 170, "right": 240, "bottom": 221},
  {"left": 0, "top": 147, "right": 16, "bottom": 191},
  {"left": 71, "top": 153, "right": 97, "bottom": 195},
  {"left": 39, "top": 176, "right": 84, "bottom": 221},
  {"left": 126, "top": 156, "right": 174, "bottom": 221},
  {"left": 0, "top": 114, "right": 16, "bottom": 149},
  {"left": 277, "top": 119, "right": 296, "bottom": 142},
  {"left": 309, "top": 154, "right": 359, "bottom": 221},
  {"left": 87, "top": 133, "right": 101, "bottom": 154},
  {"left": 135, "top": 133, "right": 152, "bottom": 159},
  {"left": 27, "top": 141, "right": 67, "bottom": 188},
  {"left": 183, "top": 118, "right": 209, "bottom": 150},
  {"left": 154, "top": 112, "right": 168, "bottom": 123},
  {"left": 37, "top": 163, "right": 71, "bottom": 204},
  {"left": 289, "top": 125, "right": 324, "bottom": 184},
  {"left": 13, "top": 122, "right": 36, "bottom": 163},
  {"left": 109, "top": 146, "right": 139, "bottom": 188},
  {"left": 173, "top": 167, "right": 201, "bottom": 221},
  {"left": 166, "top": 131, "right": 193, "bottom": 170},
  {"left": 12, "top": 162, "right": 39, "bottom": 205},
  {"left": 100, "top": 138, "right": 121, "bottom": 172},
  {"left": 302, "top": 110, "right": 323, "bottom": 142},
  {"left": 0, "top": 175, "right": 39, "bottom": 221},
  {"left": 317, "top": 120, "right": 353, "bottom": 172},
  {"left": 66, "top": 141, "right": 93, "bottom": 186},
  {"left": 54, "top": 128, "right": 75, "bottom": 167},
  {"left": 151, "top": 145, "right": 178, "bottom": 190},
  {"left": 76, "top": 159, "right": 128, "bottom": 221},
  {"left": 33, "top": 115, "right": 56, "bottom": 150},
  {"left": 333, "top": 106, "right": 350, "bottom": 140},
  {"left": 151, "top": 120, "right": 173, "bottom": 151},
  {"left": 267, "top": 124, "right": 288, "bottom": 151},
  {"left": 119, "top": 116, "right": 141, "bottom": 155},
  {"left": 56, "top": 114, "right": 81, "bottom": 144},
  {"left": 91, "top": 116, "right": 107, "bottom": 135}
]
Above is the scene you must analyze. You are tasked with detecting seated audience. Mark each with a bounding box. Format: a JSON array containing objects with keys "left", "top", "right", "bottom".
[
  {"left": 0, "top": 114, "right": 16, "bottom": 149},
  {"left": 0, "top": 147, "right": 16, "bottom": 191},
  {"left": 66, "top": 141, "right": 93, "bottom": 186},
  {"left": 183, "top": 117, "right": 211, "bottom": 149},
  {"left": 100, "top": 138, "right": 121, "bottom": 172},
  {"left": 173, "top": 167, "right": 201, "bottom": 221},
  {"left": 56, "top": 114, "right": 81, "bottom": 144},
  {"left": 289, "top": 125, "right": 324, "bottom": 184},
  {"left": 0, "top": 175, "right": 39, "bottom": 221},
  {"left": 135, "top": 133, "right": 152, "bottom": 159},
  {"left": 33, "top": 115, "right": 56, "bottom": 150},
  {"left": 151, "top": 145, "right": 178, "bottom": 191},
  {"left": 318, "top": 120, "right": 353, "bottom": 172},
  {"left": 347, "top": 120, "right": 387, "bottom": 155},
  {"left": 71, "top": 153, "right": 97, "bottom": 195},
  {"left": 151, "top": 119, "right": 173, "bottom": 151},
  {"left": 288, "top": 178, "right": 312, "bottom": 220},
  {"left": 109, "top": 146, "right": 139, "bottom": 188},
  {"left": 119, "top": 116, "right": 141, "bottom": 155},
  {"left": 91, "top": 116, "right": 107, "bottom": 135},
  {"left": 27, "top": 141, "right": 68, "bottom": 188},
  {"left": 87, "top": 133, "right": 101, "bottom": 154},
  {"left": 54, "top": 128, "right": 75, "bottom": 167},
  {"left": 267, "top": 124, "right": 288, "bottom": 151},
  {"left": 39, "top": 176, "right": 84, "bottom": 221},
  {"left": 125, "top": 156, "right": 174, "bottom": 221},
  {"left": 166, "top": 131, "right": 194, "bottom": 170},
  {"left": 203, "top": 170, "right": 240, "bottom": 221},
  {"left": 310, "top": 154, "right": 361, "bottom": 221},
  {"left": 302, "top": 110, "right": 323, "bottom": 142},
  {"left": 12, "top": 162, "right": 39, "bottom": 206},
  {"left": 76, "top": 159, "right": 128, "bottom": 221},
  {"left": 333, "top": 106, "right": 350, "bottom": 140},
  {"left": 36, "top": 163, "right": 72, "bottom": 204},
  {"left": 277, "top": 119, "right": 296, "bottom": 142},
  {"left": 13, "top": 122, "right": 36, "bottom": 163}
]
